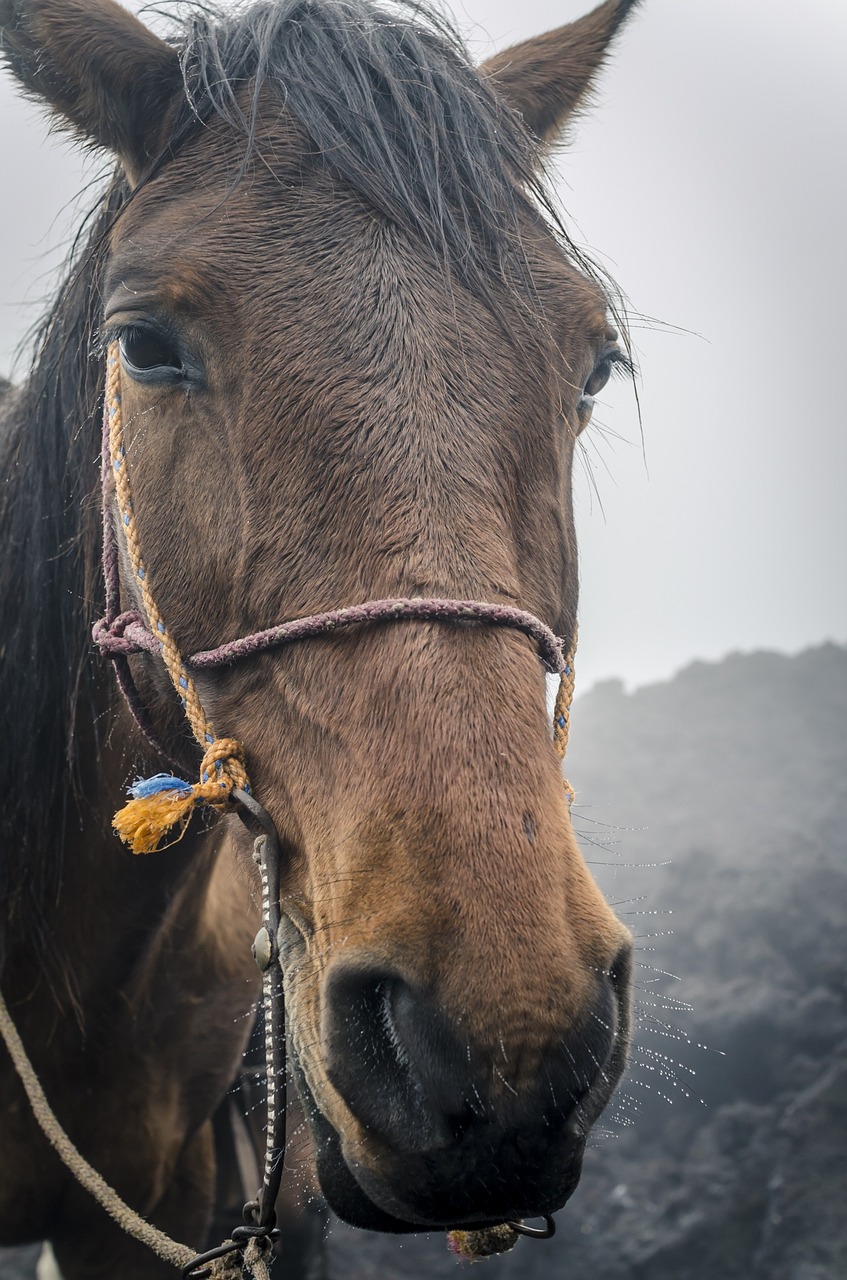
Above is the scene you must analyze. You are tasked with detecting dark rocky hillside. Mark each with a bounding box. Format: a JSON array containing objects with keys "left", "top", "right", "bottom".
[{"left": 3, "top": 643, "right": 845, "bottom": 1279}]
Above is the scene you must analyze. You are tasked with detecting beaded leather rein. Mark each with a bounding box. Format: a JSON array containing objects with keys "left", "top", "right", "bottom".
[{"left": 95, "top": 343, "right": 577, "bottom": 856}]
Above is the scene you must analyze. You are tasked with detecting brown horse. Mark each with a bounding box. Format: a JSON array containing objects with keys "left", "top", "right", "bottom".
[{"left": 0, "top": 0, "right": 639, "bottom": 1275}]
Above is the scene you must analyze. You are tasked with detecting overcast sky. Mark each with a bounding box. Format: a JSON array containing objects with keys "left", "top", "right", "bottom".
[{"left": 1, "top": 0, "right": 845, "bottom": 690}]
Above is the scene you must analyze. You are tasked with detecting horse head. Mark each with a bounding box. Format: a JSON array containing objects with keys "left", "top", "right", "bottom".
[{"left": 1, "top": 0, "right": 638, "bottom": 1234}]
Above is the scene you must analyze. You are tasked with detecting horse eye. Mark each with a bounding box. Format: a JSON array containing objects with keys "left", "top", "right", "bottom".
[
  {"left": 584, "top": 357, "right": 613, "bottom": 399},
  {"left": 578, "top": 346, "right": 631, "bottom": 419},
  {"left": 119, "top": 327, "right": 182, "bottom": 378}
]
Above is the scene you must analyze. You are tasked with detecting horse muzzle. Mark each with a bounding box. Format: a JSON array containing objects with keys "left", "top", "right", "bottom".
[{"left": 287, "top": 942, "right": 632, "bottom": 1232}]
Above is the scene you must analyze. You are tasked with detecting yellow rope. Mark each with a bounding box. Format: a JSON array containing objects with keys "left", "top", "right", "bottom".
[
  {"left": 552, "top": 636, "right": 577, "bottom": 806},
  {"left": 106, "top": 345, "right": 251, "bottom": 853},
  {"left": 107, "top": 350, "right": 211, "bottom": 747}
]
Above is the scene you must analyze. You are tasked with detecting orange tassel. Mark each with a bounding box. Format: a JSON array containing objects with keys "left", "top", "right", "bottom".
[{"left": 112, "top": 786, "right": 198, "bottom": 854}]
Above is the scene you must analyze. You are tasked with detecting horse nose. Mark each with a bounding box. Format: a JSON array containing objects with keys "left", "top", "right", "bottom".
[
  {"left": 322, "top": 960, "right": 468, "bottom": 1154},
  {"left": 321, "top": 955, "right": 625, "bottom": 1158}
]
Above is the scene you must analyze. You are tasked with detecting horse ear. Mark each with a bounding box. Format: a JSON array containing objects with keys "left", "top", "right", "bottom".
[
  {"left": 0, "top": 0, "right": 182, "bottom": 180},
  {"left": 480, "top": 0, "right": 641, "bottom": 148}
]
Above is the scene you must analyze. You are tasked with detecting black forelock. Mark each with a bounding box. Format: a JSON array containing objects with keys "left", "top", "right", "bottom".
[{"left": 169, "top": 0, "right": 558, "bottom": 310}]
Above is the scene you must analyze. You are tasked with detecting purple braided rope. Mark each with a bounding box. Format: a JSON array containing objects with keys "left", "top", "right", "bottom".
[
  {"left": 94, "top": 598, "right": 566, "bottom": 676},
  {"left": 101, "top": 398, "right": 121, "bottom": 625},
  {"left": 92, "top": 610, "right": 161, "bottom": 657}
]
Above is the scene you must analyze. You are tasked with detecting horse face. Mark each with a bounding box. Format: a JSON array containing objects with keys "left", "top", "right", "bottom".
[
  {"left": 104, "top": 137, "right": 632, "bottom": 1231},
  {"left": 2, "top": 0, "right": 639, "bottom": 1232}
]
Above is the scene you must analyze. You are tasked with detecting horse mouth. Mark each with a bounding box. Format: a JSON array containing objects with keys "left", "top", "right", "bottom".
[{"left": 288, "top": 1043, "right": 587, "bottom": 1233}]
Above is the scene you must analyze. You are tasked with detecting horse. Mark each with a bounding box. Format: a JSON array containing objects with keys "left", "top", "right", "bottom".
[{"left": 0, "top": 0, "right": 640, "bottom": 1275}]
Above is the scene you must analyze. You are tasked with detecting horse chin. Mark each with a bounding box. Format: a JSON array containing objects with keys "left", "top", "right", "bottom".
[{"left": 288, "top": 1039, "right": 586, "bottom": 1233}]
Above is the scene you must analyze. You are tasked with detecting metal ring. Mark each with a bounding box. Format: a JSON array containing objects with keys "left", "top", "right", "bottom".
[{"left": 506, "top": 1214, "right": 556, "bottom": 1239}]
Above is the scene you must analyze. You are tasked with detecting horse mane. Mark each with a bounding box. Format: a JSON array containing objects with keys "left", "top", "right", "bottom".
[{"left": 0, "top": 180, "right": 127, "bottom": 968}]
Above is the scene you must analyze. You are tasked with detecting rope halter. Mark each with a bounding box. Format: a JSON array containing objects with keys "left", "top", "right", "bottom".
[
  {"left": 98, "top": 340, "right": 577, "bottom": 852},
  {"left": 81, "top": 346, "right": 582, "bottom": 1268}
]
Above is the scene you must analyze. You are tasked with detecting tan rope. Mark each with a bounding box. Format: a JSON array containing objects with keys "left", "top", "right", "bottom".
[
  {"left": 0, "top": 987, "right": 277, "bottom": 1277},
  {"left": 107, "top": 350, "right": 212, "bottom": 753},
  {"left": 0, "top": 988, "right": 195, "bottom": 1270},
  {"left": 106, "top": 346, "right": 251, "bottom": 852},
  {"left": 209, "top": 1240, "right": 272, "bottom": 1280},
  {"left": 447, "top": 1222, "right": 519, "bottom": 1260}
]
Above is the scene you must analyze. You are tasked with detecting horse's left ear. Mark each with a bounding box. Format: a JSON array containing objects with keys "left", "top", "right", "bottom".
[
  {"left": 0, "top": 0, "right": 182, "bottom": 181},
  {"left": 480, "top": 0, "right": 641, "bottom": 148}
]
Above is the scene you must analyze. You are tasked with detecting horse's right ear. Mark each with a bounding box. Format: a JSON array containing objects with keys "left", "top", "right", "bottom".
[{"left": 0, "top": 0, "right": 182, "bottom": 181}]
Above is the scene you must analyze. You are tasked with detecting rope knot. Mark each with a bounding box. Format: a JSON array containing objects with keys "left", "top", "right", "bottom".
[
  {"left": 92, "top": 610, "right": 149, "bottom": 656},
  {"left": 198, "top": 738, "right": 249, "bottom": 807},
  {"left": 206, "top": 1235, "right": 272, "bottom": 1279},
  {"left": 111, "top": 738, "right": 251, "bottom": 854},
  {"left": 183, "top": 1228, "right": 275, "bottom": 1280}
]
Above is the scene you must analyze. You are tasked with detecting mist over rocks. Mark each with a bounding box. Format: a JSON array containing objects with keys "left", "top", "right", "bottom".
[{"left": 324, "top": 642, "right": 847, "bottom": 1278}]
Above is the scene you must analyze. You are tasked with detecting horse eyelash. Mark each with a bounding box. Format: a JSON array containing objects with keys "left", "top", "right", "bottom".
[{"left": 607, "top": 348, "right": 637, "bottom": 380}]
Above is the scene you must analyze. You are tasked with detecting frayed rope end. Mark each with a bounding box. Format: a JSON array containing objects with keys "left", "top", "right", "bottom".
[{"left": 114, "top": 774, "right": 198, "bottom": 855}]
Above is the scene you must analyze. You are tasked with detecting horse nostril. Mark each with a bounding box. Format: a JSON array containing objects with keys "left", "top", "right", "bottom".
[
  {"left": 322, "top": 961, "right": 460, "bottom": 1154},
  {"left": 553, "top": 942, "right": 632, "bottom": 1128},
  {"left": 320, "top": 950, "right": 633, "bottom": 1163}
]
